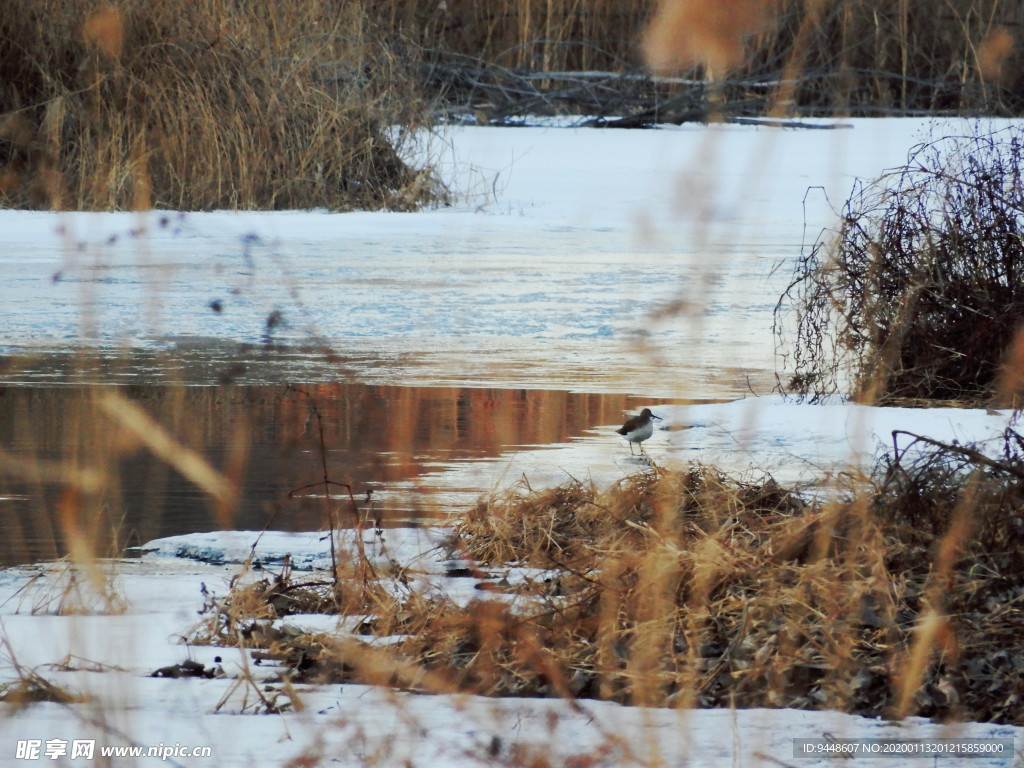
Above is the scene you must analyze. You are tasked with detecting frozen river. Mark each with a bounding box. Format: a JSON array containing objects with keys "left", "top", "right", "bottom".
[
  {"left": 0, "top": 118, "right": 979, "bottom": 561},
  {"left": 0, "top": 119, "right": 943, "bottom": 398}
]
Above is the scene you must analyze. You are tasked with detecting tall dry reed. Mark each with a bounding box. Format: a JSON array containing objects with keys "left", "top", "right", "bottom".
[
  {"left": 415, "top": 0, "right": 1024, "bottom": 115},
  {"left": 2, "top": 0, "right": 1020, "bottom": 214},
  {"left": 0, "top": 0, "right": 439, "bottom": 211}
]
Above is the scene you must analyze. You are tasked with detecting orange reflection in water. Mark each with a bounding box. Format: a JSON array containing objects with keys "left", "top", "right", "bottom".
[{"left": 0, "top": 383, "right": 668, "bottom": 565}]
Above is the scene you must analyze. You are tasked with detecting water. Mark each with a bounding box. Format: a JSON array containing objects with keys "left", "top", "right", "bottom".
[
  {"left": 6, "top": 120, "right": 924, "bottom": 564},
  {"left": 0, "top": 209, "right": 785, "bottom": 565},
  {"left": 0, "top": 216, "right": 784, "bottom": 565},
  {"left": 0, "top": 224, "right": 779, "bottom": 564},
  {"left": 0, "top": 379, "right": 684, "bottom": 565},
  {"left": 0, "top": 215, "right": 785, "bottom": 398}
]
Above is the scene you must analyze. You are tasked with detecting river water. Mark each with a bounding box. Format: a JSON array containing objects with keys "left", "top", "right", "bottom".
[
  {"left": 0, "top": 381, "right": 680, "bottom": 564},
  {"left": 0, "top": 120, "right": 939, "bottom": 563}
]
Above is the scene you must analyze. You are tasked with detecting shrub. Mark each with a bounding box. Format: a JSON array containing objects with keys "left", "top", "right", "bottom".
[
  {"left": 775, "top": 123, "right": 1024, "bottom": 405},
  {"left": 0, "top": 0, "right": 441, "bottom": 211}
]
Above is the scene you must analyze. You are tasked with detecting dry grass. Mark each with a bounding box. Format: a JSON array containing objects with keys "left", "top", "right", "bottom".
[
  {"left": 11, "top": 559, "right": 129, "bottom": 616},
  {"left": 2, "top": 0, "right": 1022, "bottom": 213},
  {"left": 193, "top": 444, "right": 1024, "bottom": 724},
  {"left": 413, "top": 0, "right": 1024, "bottom": 116},
  {"left": 0, "top": 0, "right": 441, "bottom": 211},
  {"left": 0, "top": 669, "right": 84, "bottom": 708},
  {"left": 0, "top": 637, "right": 89, "bottom": 708},
  {"left": 437, "top": 465, "right": 877, "bottom": 710}
]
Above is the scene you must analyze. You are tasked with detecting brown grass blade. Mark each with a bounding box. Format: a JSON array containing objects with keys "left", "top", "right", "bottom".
[{"left": 97, "top": 391, "right": 236, "bottom": 508}]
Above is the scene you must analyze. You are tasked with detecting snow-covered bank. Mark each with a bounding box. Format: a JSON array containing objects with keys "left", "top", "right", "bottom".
[
  {"left": 662, "top": 395, "right": 1020, "bottom": 481},
  {"left": 407, "top": 396, "right": 1021, "bottom": 513},
  {"left": 3, "top": 682, "right": 1019, "bottom": 768},
  {"left": 3, "top": 396, "right": 1021, "bottom": 767},
  {"left": 2, "top": 485, "right": 1022, "bottom": 767}
]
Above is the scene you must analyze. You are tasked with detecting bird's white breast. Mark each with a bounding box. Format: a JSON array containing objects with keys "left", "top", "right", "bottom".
[{"left": 625, "top": 420, "right": 654, "bottom": 443}]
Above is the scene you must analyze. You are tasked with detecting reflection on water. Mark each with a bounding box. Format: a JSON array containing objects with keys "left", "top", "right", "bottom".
[{"left": 0, "top": 382, "right": 668, "bottom": 565}]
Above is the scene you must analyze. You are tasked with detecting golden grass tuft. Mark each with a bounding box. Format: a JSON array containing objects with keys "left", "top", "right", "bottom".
[
  {"left": 643, "top": 0, "right": 778, "bottom": 75},
  {"left": 434, "top": 455, "right": 1024, "bottom": 720},
  {"left": 0, "top": 669, "right": 84, "bottom": 708}
]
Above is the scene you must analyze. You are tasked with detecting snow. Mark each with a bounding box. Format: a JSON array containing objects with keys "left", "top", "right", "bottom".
[
  {"left": 134, "top": 528, "right": 450, "bottom": 575},
  {"left": 2, "top": 691, "right": 1019, "bottom": 767},
  {"left": 400, "top": 395, "right": 1021, "bottom": 515},
  {"left": 2, "top": 118, "right": 1023, "bottom": 765},
  {"left": 1, "top": 513, "right": 1021, "bottom": 766}
]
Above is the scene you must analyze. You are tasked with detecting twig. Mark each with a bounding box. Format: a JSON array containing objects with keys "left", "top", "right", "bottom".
[
  {"left": 891, "top": 429, "right": 1024, "bottom": 480},
  {"left": 285, "top": 386, "right": 379, "bottom": 590}
]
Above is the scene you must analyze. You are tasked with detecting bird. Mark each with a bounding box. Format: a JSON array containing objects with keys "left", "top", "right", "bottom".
[{"left": 616, "top": 408, "right": 662, "bottom": 455}]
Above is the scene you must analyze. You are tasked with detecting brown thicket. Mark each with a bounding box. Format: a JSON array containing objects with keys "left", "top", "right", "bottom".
[
  {"left": 0, "top": 0, "right": 439, "bottom": 210},
  {"left": 193, "top": 439, "right": 1024, "bottom": 723},
  {"left": 776, "top": 124, "right": 1024, "bottom": 405},
  {"left": 415, "top": 0, "right": 1024, "bottom": 122}
]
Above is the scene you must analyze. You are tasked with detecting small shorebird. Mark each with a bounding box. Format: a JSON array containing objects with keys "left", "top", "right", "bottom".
[{"left": 616, "top": 408, "right": 662, "bottom": 455}]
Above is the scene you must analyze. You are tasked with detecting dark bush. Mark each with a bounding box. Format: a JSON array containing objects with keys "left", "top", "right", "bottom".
[{"left": 775, "top": 124, "right": 1024, "bottom": 405}]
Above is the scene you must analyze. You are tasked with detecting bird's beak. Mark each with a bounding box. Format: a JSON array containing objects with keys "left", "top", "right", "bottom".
[{"left": 651, "top": 414, "right": 663, "bottom": 420}]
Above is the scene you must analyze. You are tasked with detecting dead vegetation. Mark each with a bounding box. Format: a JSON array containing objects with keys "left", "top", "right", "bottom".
[
  {"left": 776, "top": 123, "right": 1024, "bottom": 406},
  {"left": 417, "top": 0, "right": 1024, "bottom": 124},
  {"left": 2, "top": 0, "right": 1024, "bottom": 212},
  {"left": 0, "top": 0, "right": 440, "bottom": 211},
  {"left": 1, "top": 558, "right": 128, "bottom": 616},
  {"left": 0, "top": 640, "right": 89, "bottom": 708},
  {"left": 190, "top": 437, "right": 1024, "bottom": 724},
  {"left": 0, "top": 667, "right": 84, "bottom": 708}
]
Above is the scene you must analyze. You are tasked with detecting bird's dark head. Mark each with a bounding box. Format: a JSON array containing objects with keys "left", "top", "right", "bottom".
[{"left": 640, "top": 408, "right": 662, "bottom": 420}]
